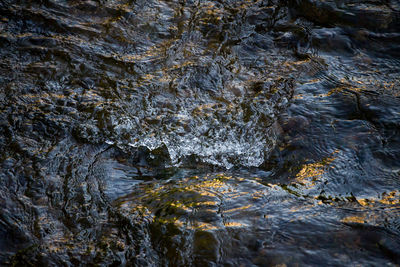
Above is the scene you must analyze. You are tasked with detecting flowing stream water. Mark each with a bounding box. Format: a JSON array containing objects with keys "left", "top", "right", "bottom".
[{"left": 0, "top": 0, "right": 399, "bottom": 265}]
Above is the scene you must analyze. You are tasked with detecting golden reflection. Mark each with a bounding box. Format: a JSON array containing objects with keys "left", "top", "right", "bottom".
[
  {"left": 196, "top": 201, "right": 218, "bottom": 206},
  {"left": 341, "top": 215, "right": 366, "bottom": 224},
  {"left": 223, "top": 204, "right": 252, "bottom": 214},
  {"left": 341, "top": 212, "right": 382, "bottom": 226},
  {"left": 196, "top": 1, "right": 225, "bottom": 25},
  {"left": 119, "top": 174, "right": 260, "bottom": 231},
  {"left": 223, "top": 222, "right": 247, "bottom": 228},
  {"left": 304, "top": 78, "right": 321, "bottom": 84},
  {"left": 357, "top": 190, "right": 400, "bottom": 207},
  {"left": 190, "top": 222, "right": 218, "bottom": 231},
  {"left": 357, "top": 198, "right": 371, "bottom": 207},
  {"left": 251, "top": 190, "right": 266, "bottom": 199},
  {"left": 380, "top": 190, "right": 400, "bottom": 205},
  {"left": 293, "top": 94, "right": 304, "bottom": 99},
  {"left": 289, "top": 204, "right": 315, "bottom": 213},
  {"left": 230, "top": 191, "right": 251, "bottom": 199},
  {"left": 295, "top": 151, "right": 338, "bottom": 188}
]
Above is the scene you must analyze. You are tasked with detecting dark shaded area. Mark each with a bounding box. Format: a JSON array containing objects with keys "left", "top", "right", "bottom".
[{"left": 0, "top": 0, "right": 399, "bottom": 266}]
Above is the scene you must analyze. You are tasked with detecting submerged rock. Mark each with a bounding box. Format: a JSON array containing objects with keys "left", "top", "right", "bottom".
[{"left": 0, "top": 0, "right": 399, "bottom": 265}]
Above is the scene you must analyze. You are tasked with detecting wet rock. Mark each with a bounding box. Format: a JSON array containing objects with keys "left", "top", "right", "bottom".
[
  {"left": 0, "top": 0, "right": 399, "bottom": 265},
  {"left": 290, "top": 0, "right": 400, "bottom": 31}
]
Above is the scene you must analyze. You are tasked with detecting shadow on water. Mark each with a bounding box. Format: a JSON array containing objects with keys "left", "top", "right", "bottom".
[{"left": 0, "top": 0, "right": 400, "bottom": 265}]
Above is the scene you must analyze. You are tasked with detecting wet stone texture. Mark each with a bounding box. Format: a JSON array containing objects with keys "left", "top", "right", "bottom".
[{"left": 0, "top": 0, "right": 400, "bottom": 266}]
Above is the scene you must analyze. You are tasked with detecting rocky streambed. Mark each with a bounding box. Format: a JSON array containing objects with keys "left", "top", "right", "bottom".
[{"left": 0, "top": 0, "right": 399, "bottom": 265}]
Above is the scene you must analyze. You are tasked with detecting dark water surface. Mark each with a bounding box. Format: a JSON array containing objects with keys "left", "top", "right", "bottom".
[{"left": 1, "top": 0, "right": 400, "bottom": 265}]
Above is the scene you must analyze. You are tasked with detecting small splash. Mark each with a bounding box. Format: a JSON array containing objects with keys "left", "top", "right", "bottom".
[{"left": 115, "top": 78, "right": 293, "bottom": 169}]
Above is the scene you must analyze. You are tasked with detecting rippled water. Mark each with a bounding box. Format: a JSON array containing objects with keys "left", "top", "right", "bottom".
[{"left": 0, "top": 0, "right": 400, "bottom": 265}]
